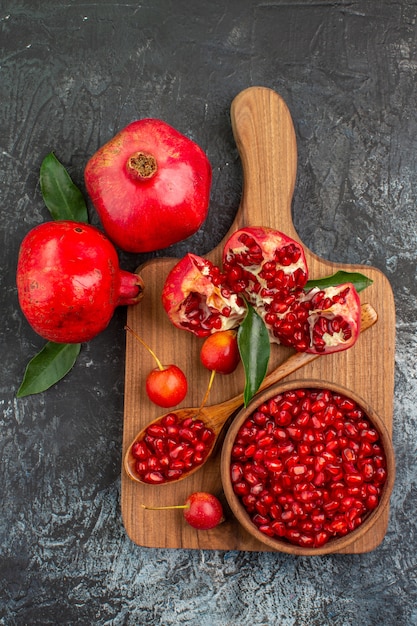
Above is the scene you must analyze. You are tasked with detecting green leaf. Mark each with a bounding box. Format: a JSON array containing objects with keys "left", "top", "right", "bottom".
[
  {"left": 238, "top": 304, "right": 270, "bottom": 407},
  {"left": 40, "top": 152, "right": 88, "bottom": 222},
  {"left": 305, "top": 270, "right": 373, "bottom": 293},
  {"left": 17, "top": 342, "right": 81, "bottom": 398}
]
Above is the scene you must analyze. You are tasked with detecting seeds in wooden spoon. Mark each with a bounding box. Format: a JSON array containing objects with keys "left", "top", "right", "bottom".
[{"left": 131, "top": 413, "right": 215, "bottom": 484}]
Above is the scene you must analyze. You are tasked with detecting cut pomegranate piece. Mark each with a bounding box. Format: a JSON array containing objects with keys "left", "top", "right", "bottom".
[
  {"left": 222, "top": 226, "right": 308, "bottom": 307},
  {"left": 222, "top": 226, "right": 360, "bottom": 354},
  {"left": 162, "top": 252, "right": 247, "bottom": 337},
  {"left": 263, "top": 283, "right": 362, "bottom": 354},
  {"left": 163, "top": 226, "right": 362, "bottom": 356}
]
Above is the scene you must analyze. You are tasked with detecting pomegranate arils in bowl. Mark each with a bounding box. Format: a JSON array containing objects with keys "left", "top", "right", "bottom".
[
  {"left": 221, "top": 380, "right": 395, "bottom": 555},
  {"left": 125, "top": 412, "right": 215, "bottom": 484}
]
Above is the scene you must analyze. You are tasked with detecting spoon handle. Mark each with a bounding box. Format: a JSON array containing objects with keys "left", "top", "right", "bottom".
[{"left": 207, "top": 302, "right": 377, "bottom": 430}]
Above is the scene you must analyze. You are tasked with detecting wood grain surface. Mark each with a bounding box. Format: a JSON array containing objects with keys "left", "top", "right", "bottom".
[{"left": 121, "top": 87, "right": 395, "bottom": 553}]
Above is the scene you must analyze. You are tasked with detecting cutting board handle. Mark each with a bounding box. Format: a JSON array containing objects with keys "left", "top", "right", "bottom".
[{"left": 228, "top": 86, "right": 299, "bottom": 240}]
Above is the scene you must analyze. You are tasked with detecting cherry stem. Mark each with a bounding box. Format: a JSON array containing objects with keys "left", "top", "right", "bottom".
[
  {"left": 125, "top": 325, "right": 164, "bottom": 371},
  {"left": 141, "top": 504, "right": 190, "bottom": 511},
  {"left": 197, "top": 369, "right": 216, "bottom": 415}
]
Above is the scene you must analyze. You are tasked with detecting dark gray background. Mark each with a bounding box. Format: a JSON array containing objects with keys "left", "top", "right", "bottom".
[{"left": 1, "top": 1, "right": 416, "bottom": 624}]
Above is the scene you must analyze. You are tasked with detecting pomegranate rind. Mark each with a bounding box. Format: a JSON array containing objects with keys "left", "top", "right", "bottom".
[{"left": 162, "top": 253, "right": 247, "bottom": 337}]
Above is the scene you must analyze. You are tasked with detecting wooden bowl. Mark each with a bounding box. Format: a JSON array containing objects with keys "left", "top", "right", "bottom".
[{"left": 221, "top": 379, "right": 395, "bottom": 556}]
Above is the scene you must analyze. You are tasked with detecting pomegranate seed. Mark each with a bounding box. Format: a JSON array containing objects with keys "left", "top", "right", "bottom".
[
  {"left": 361, "top": 428, "right": 380, "bottom": 443},
  {"left": 132, "top": 441, "right": 150, "bottom": 460},
  {"left": 259, "top": 524, "right": 275, "bottom": 537},
  {"left": 166, "top": 469, "right": 183, "bottom": 480},
  {"left": 170, "top": 459, "right": 185, "bottom": 470},
  {"left": 366, "top": 495, "right": 379, "bottom": 509},
  {"left": 147, "top": 456, "right": 162, "bottom": 471},
  {"left": 374, "top": 467, "right": 387, "bottom": 483},
  {"left": 192, "top": 452, "right": 205, "bottom": 465},
  {"left": 234, "top": 481, "right": 249, "bottom": 496},
  {"left": 242, "top": 494, "right": 257, "bottom": 510},
  {"left": 135, "top": 460, "right": 147, "bottom": 474},
  {"left": 159, "top": 455, "right": 170, "bottom": 468},
  {"left": 264, "top": 459, "right": 284, "bottom": 473},
  {"left": 231, "top": 463, "right": 243, "bottom": 483},
  {"left": 143, "top": 471, "right": 165, "bottom": 484},
  {"left": 244, "top": 443, "right": 257, "bottom": 457},
  {"left": 360, "top": 461, "right": 375, "bottom": 481},
  {"left": 162, "top": 413, "right": 178, "bottom": 426},
  {"left": 255, "top": 501, "right": 269, "bottom": 516},
  {"left": 253, "top": 449, "right": 265, "bottom": 462},
  {"left": 345, "top": 473, "right": 363, "bottom": 486},
  {"left": 146, "top": 424, "right": 166, "bottom": 438}
]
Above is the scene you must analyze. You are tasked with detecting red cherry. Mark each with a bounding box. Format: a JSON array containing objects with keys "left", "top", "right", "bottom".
[
  {"left": 183, "top": 492, "right": 224, "bottom": 529},
  {"left": 200, "top": 330, "right": 240, "bottom": 375},
  {"left": 142, "top": 492, "right": 223, "bottom": 530},
  {"left": 146, "top": 365, "right": 187, "bottom": 408},
  {"left": 125, "top": 325, "right": 187, "bottom": 407}
]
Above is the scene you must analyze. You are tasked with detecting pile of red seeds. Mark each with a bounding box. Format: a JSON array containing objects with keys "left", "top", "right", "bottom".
[
  {"left": 230, "top": 388, "right": 388, "bottom": 548},
  {"left": 131, "top": 413, "right": 215, "bottom": 484}
]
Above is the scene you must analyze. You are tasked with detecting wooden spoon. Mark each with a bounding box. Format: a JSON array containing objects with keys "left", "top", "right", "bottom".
[{"left": 124, "top": 302, "right": 378, "bottom": 485}]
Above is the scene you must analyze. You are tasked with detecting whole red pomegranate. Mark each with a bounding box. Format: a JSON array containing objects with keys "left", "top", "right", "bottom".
[
  {"left": 84, "top": 119, "right": 212, "bottom": 253},
  {"left": 16, "top": 221, "right": 144, "bottom": 343}
]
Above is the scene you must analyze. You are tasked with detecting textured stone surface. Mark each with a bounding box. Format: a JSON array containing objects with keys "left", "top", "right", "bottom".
[{"left": 1, "top": 1, "right": 417, "bottom": 624}]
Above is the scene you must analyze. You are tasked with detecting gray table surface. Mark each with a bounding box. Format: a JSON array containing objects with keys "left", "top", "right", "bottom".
[{"left": 1, "top": 1, "right": 416, "bottom": 624}]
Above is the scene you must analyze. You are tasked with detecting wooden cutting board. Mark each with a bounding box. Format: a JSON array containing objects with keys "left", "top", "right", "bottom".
[{"left": 121, "top": 86, "right": 395, "bottom": 553}]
